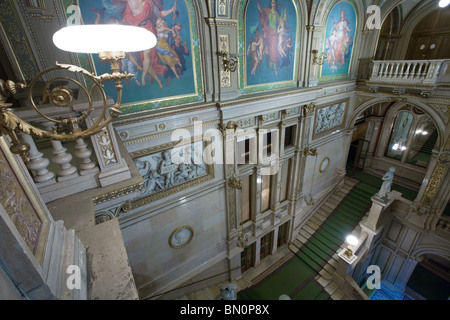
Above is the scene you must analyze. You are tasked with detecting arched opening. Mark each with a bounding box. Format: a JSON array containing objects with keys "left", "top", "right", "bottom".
[
  {"left": 406, "top": 253, "right": 450, "bottom": 300},
  {"left": 346, "top": 100, "right": 440, "bottom": 198},
  {"left": 405, "top": 6, "right": 450, "bottom": 60}
]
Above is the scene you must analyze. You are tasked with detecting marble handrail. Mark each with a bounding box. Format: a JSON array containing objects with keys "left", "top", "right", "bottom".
[{"left": 369, "top": 59, "right": 450, "bottom": 86}]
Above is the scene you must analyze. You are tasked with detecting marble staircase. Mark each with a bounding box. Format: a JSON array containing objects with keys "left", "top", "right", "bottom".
[{"left": 288, "top": 177, "right": 365, "bottom": 300}]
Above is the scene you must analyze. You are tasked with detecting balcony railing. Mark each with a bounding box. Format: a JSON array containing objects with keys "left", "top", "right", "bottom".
[
  {"left": 368, "top": 59, "right": 450, "bottom": 87},
  {"left": 13, "top": 101, "right": 132, "bottom": 203}
]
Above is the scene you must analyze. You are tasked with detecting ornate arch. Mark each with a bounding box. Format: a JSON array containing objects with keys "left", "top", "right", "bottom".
[
  {"left": 412, "top": 245, "right": 450, "bottom": 260},
  {"left": 349, "top": 97, "right": 446, "bottom": 151},
  {"left": 312, "top": 0, "right": 365, "bottom": 27},
  {"left": 396, "top": 1, "right": 442, "bottom": 58}
]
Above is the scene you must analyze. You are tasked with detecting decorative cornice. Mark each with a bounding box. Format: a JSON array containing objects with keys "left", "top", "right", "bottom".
[
  {"left": 92, "top": 182, "right": 143, "bottom": 206},
  {"left": 123, "top": 120, "right": 220, "bottom": 147},
  {"left": 205, "top": 18, "right": 238, "bottom": 27},
  {"left": 114, "top": 103, "right": 217, "bottom": 127}
]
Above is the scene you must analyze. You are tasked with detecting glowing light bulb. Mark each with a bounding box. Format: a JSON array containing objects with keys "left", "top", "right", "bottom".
[
  {"left": 346, "top": 235, "right": 359, "bottom": 246},
  {"left": 439, "top": 0, "right": 450, "bottom": 8},
  {"left": 392, "top": 143, "right": 399, "bottom": 150},
  {"left": 422, "top": 131, "right": 428, "bottom": 136}
]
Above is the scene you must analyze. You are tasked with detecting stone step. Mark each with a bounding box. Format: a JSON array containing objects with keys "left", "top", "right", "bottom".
[
  {"left": 331, "top": 289, "right": 346, "bottom": 300},
  {"left": 299, "top": 228, "right": 312, "bottom": 240},
  {"left": 324, "top": 281, "right": 339, "bottom": 296},
  {"left": 296, "top": 234, "right": 309, "bottom": 245},
  {"left": 306, "top": 219, "right": 321, "bottom": 231}
]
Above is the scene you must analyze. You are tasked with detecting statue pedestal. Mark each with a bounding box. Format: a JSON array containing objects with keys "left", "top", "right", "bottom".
[
  {"left": 334, "top": 249, "right": 357, "bottom": 287},
  {"left": 363, "top": 191, "right": 401, "bottom": 231}
]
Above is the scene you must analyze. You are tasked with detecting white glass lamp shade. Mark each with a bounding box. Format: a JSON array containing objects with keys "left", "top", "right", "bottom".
[
  {"left": 53, "top": 24, "right": 157, "bottom": 54},
  {"left": 439, "top": 0, "right": 450, "bottom": 8},
  {"left": 346, "top": 235, "right": 359, "bottom": 246}
]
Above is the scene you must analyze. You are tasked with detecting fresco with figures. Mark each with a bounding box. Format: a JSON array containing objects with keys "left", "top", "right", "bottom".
[
  {"left": 245, "top": 0, "right": 297, "bottom": 87},
  {"left": 320, "top": 1, "right": 356, "bottom": 80},
  {"left": 77, "top": 0, "right": 197, "bottom": 110}
]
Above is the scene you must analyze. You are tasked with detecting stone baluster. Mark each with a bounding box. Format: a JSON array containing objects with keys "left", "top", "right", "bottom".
[
  {"left": 393, "top": 62, "right": 400, "bottom": 78},
  {"left": 378, "top": 63, "right": 385, "bottom": 78},
  {"left": 17, "top": 132, "right": 55, "bottom": 183},
  {"left": 397, "top": 62, "right": 405, "bottom": 78},
  {"left": 73, "top": 124, "right": 98, "bottom": 175},
  {"left": 403, "top": 62, "right": 411, "bottom": 79},
  {"left": 386, "top": 63, "right": 392, "bottom": 77},
  {"left": 410, "top": 62, "right": 417, "bottom": 79},
  {"left": 418, "top": 62, "right": 425, "bottom": 79},
  {"left": 42, "top": 122, "right": 78, "bottom": 181}
]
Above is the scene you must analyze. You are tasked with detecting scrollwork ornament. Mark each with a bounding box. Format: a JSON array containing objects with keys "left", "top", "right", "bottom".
[{"left": 0, "top": 56, "right": 129, "bottom": 161}]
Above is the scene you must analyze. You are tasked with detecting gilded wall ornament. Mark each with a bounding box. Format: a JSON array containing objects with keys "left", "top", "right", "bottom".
[
  {"left": 228, "top": 177, "right": 243, "bottom": 190},
  {"left": 169, "top": 226, "right": 194, "bottom": 249},
  {"left": 304, "top": 103, "right": 316, "bottom": 117},
  {"left": 421, "top": 163, "right": 446, "bottom": 206}
]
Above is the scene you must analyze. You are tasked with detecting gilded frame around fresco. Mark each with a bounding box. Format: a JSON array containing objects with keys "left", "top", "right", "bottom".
[
  {"left": 312, "top": 98, "right": 349, "bottom": 140},
  {"left": 239, "top": 0, "right": 301, "bottom": 94},
  {"left": 124, "top": 137, "right": 215, "bottom": 211},
  {"left": 0, "top": 136, "right": 50, "bottom": 265},
  {"left": 318, "top": 0, "right": 358, "bottom": 82}
]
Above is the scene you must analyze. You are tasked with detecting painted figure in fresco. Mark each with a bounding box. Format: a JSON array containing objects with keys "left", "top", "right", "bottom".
[
  {"left": 277, "top": 10, "right": 289, "bottom": 59},
  {"left": 326, "top": 9, "right": 353, "bottom": 72},
  {"left": 248, "top": 0, "right": 294, "bottom": 79},
  {"left": 155, "top": 17, "right": 182, "bottom": 80},
  {"left": 325, "top": 28, "right": 338, "bottom": 71},
  {"left": 278, "top": 33, "right": 293, "bottom": 73},
  {"left": 165, "top": 30, "right": 190, "bottom": 86},
  {"left": 256, "top": 0, "right": 282, "bottom": 76},
  {"left": 119, "top": 0, "right": 178, "bottom": 87},
  {"left": 248, "top": 31, "right": 264, "bottom": 76}
]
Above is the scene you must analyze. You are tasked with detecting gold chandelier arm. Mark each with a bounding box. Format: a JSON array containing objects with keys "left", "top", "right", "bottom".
[
  {"left": 0, "top": 106, "right": 117, "bottom": 142},
  {"left": 0, "top": 55, "right": 129, "bottom": 162}
]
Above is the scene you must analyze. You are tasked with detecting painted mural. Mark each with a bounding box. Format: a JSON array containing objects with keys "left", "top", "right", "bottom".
[
  {"left": 320, "top": 1, "right": 356, "bottom": 79},
  {"left": 245, "top": 0, "right": 297, "bottom": 87},
  {"left": 76, "top": 0, "right": 198, "bottom": 112}
]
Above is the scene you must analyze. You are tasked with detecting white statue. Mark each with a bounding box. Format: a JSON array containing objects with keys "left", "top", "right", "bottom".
[{"left": 376, "top": 167, "right": 395, "bottom": 199}]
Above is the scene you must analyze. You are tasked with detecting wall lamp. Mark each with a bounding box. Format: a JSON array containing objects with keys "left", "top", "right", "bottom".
[
  {"left": 0, "top": 24, "right": 156, "bottom": 162},
  {"left": 311, "top": 49, "right": 328, "bottom": 65},
  {"left": 217, "top": 51, "right": 243, "bottom": 72}
]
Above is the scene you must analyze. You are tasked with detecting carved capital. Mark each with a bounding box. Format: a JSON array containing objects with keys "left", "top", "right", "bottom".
[{"left": 304, "top": 103, "right": 316, "bottom": 117}]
